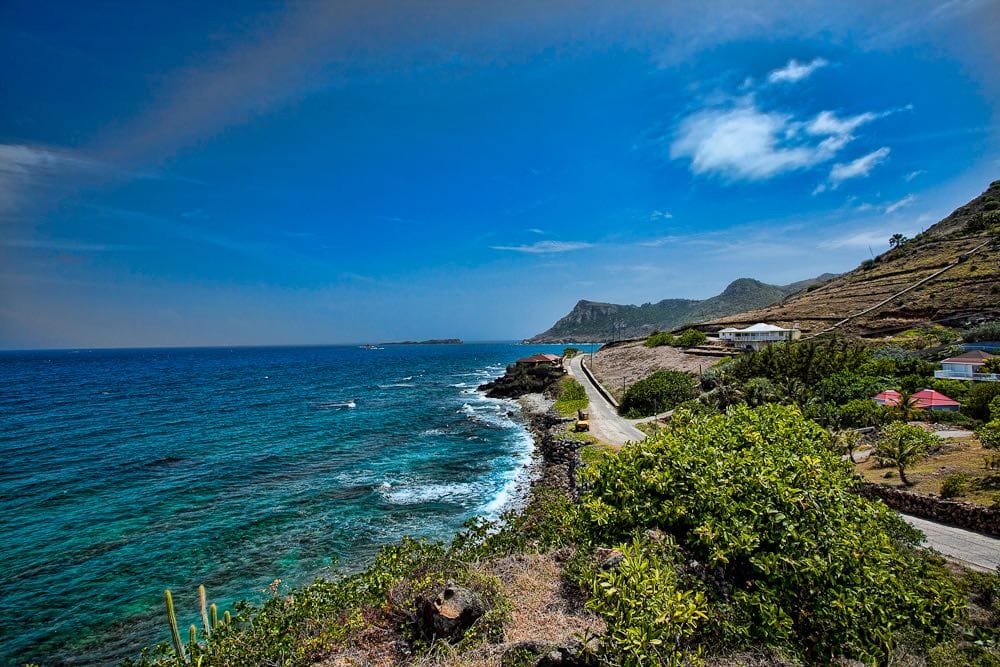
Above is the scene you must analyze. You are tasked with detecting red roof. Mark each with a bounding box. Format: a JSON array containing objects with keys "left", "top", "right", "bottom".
[
  {"left": 940, "top": 350, "right": 994, "bottom": 365},
  {"left": 873, "top": 389, "right": 960, "bottom": 408},
  {"left": 517, "top": 353, "right": 561, "bottom": 364}
]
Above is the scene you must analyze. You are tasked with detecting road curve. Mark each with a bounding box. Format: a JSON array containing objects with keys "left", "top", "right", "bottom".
[{"left": 567, "top": 355, "right": 645, "bottom": 447}]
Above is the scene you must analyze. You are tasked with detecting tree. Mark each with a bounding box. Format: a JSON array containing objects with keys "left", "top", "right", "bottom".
[
  {"left": 831, "top": 428, "right": 863, "bottom": 463},
  {"left": 875, "top": 422, "right": 937, "bottom": 486},
  {"left": 889, "top": 233, "right": 908, "bottom": 248},
  {"left": 894, "top": 389, "right": 924, "bottom": 422},
  {"left": 619, "top": 370, "right": 697, "bottom": 418}
]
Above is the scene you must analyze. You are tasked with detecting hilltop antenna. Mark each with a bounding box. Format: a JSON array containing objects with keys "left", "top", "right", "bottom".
[{"left": 867, "top": 245, "right": 875, "bottom": 259}]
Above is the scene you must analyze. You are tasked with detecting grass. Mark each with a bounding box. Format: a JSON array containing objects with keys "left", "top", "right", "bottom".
[
  {"left": 554, "top": 376, "right": 588, "bottom": 417},
  {"left": 856, "top": 431, "right": 1000, "bottom": 506}
]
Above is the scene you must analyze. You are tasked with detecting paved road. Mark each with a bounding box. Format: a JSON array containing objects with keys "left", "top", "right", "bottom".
[
  {"left": 567, "top": 355, "right": 645, "bottom": 447},
  {"left": 902, "top": 514, "right": 1000, "bottom": 572}
]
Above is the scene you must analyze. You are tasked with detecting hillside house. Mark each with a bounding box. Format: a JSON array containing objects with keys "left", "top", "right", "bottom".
[
  {"left": 515, "top": 353, "right": 562, "bottom": 367},
  {"left": 873, "top": 389, "right": 961, "bottom": 412},
  {"left": 718, "top": 323, "right": 801, "bottom": 351},
  {"left": 934, "top": 350, "right": 998, "bottom": 382}
]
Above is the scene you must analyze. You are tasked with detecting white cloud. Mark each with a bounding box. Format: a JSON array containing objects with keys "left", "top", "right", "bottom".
[
  {"left": 904, "top": 169, "right": 926, "bottom": 181},
  {"left": 884, "top": 193, "right": 915, "bottom": 214},
  {"left": 828, "top": 147, "right": 891, "bottom": 186},
  {"left": 649, "top": 209, "right": 673, "bottom": 221},
  {"left": 767, "top": 57, "right": 828, "bottom": 84},
  {"left": 491, "top": 240, "right": 593, "bottom": 254},
  {"left": 670, "top": 104, "right": 874, "bottom": 181},
  {"left": 526, "top": 227, "right": 545, "bottom": 235}
]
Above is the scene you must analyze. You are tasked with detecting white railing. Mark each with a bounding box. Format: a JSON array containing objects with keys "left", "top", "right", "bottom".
[{"left": 934, "top": 370, "right": 999, "bottom": 382}]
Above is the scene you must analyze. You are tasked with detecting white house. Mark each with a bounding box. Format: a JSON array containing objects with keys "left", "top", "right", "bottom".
[
  {"left": 934, "top": 350, "right": 998, "bottom": 382},
  {"left": 718, "top": 323, "right": 801, "bottom": 351}
]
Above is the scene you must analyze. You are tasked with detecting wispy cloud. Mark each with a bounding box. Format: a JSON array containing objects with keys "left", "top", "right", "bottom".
[
  {"left": 884, "top": 193, "right": 915, "bottom": 215},
  {"left": 828, "top": 147, "right": 891, "bottom": 186},
  {"left": 0, "top": 144, "right": 101, "bottom": 214},
  {"left": 767, "top": 57, "right": 828, "bottom": 84},
  {"left": 649, "top": 210, "right": 673, "bottom": 221},
  {"left": 904, "top": 169, "right": 926, "bottom": 181},
  {"left": 526, "top": 227, "right": 546, "bottom": 235},
  {"left": 491, "top": 240, "right": 593, "bottom": 254}
]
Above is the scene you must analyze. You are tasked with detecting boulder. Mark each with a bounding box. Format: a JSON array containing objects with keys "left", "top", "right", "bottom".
[{"left": 418, "top": 582, "right": 484, "bottom": 642}]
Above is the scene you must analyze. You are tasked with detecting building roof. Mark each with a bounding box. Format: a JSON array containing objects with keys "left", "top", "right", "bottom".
[
  {"left": 873, "top": 389, "right": 960, "bottom": 408},
  {"left": 517, "top": 353, "right": 561, "bottom": 364},
  {"left": 717, "top": 327, "right": 740, "bottom": 333},
  {"left": 940, "top": 350, "right": 994, "bottom": 364}
]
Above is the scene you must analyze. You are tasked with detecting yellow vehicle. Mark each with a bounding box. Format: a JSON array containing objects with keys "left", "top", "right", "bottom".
[{"left": 575, "top": 419, "right": 590, "bottom": 432}]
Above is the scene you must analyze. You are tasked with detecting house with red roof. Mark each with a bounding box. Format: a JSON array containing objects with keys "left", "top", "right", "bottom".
[
  {"left": 935, "top": 349, "right": 998, "bottom": 382},
  {"left": 515, "top": 353, "right": 562, "bottom": 367},
  {"left": 873, "top": 388, "right": 961, "bottom": 412}
]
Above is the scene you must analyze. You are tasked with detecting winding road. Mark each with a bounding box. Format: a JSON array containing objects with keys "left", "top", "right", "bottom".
[
  {"left": 567, "top": 354, "right": 1000, "bottom": 571},
  {"left": 566, "top": 354, "right": 644, "bottom": 447}
]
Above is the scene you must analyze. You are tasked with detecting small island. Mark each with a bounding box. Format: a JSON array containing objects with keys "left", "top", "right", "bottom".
[{"left": 380, "top": 338, "right": 464, "bottom": 345}]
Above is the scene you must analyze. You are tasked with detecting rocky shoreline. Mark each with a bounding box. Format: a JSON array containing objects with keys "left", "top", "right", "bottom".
[{"left": 515, "top": 393, "right": 585, "bottom": 501}]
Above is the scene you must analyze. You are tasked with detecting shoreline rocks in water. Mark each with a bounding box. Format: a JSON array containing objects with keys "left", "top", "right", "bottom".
[{"left": 479, "top": 363, "right": 565, "bottom": 399}]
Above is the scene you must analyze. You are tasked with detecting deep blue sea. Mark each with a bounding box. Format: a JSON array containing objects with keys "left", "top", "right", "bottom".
[{"left": 0, "top": 343, "right": 569, "bottom": 666}]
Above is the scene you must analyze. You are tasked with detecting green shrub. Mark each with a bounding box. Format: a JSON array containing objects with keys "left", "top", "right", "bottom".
[
  {"left": 645, "top": 331, "right": 675, "bottom": 348},
  {"left": 964, "top": 382, "right": 1000, "bottom": 420},
  {"left": 619, "top": 370, "right": 697, "bottom": 418},
  {"left": 577, "top": 405, "right": 962, "bottom": 663},
  {"left": 979, "top": 420, "right": 1000, "bottom": 450},
  {"left": 588, "top": 539, "right": 708, "bottom": 666},
  {"left": 676, "top": 328, "right": 707, "bottom": 347},
  {"left": 554, "top": 376, "right": 588, "bottom": 416},
  {"left": 562, "top": 347, "right": 581, "bottom": 358},
  {"left": 840, "top": 398, "right": 893, "bottom": 428},
  {"left": 929, "top": 378, "right": 972, "bottom": 402},
  {"left": 963, "top": 321, "right": 1000, "bottom": 343},
  {"left": 940, "top": 473, "right": 970, "bottom": 499}
]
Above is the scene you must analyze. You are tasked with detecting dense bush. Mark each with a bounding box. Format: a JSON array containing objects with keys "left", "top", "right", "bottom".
[
  {"left": 964, "top": 382, "right": 1000, "bottom": 420},
  {"left": 963, "top": 321, "right": 1000, "bottom": 343},
  {"left": 813, "top": 370, "right": 894, "bottom": 404},
  {"left": 729, "top": 339, "right": 871, "bottom": 387},
  {"left": 940, "top": 473, "right": 970, "bottom": 499},
  {"left": 554, "top": 376, "right": 588, "bottom": 416},
  {"left": 838, "top": 398, "right": 894, "bottom": 427},
  {"left": 578, "top": 405, "right": 961, "bottom": 663},
  {"left": 929, "top": 378, "right": 972, "bottom": 402},
  {"left": 619, "top": 370, "right": 697, "bottom": 418},
  {"left": 644, "top": 331, "right": 675, "bottom": 348},
  {"left": 676, "top": 328, "right": 707, "bottom": 347}
]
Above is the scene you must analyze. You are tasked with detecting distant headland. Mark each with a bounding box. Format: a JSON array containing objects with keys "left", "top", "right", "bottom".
[{"left": 379, "top": 338, "right": 464, "bottom": 345}]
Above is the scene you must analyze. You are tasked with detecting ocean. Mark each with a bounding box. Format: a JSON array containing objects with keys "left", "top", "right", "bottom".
[{"left": 0, "top": 342, "right": 570, "bottom": 666}]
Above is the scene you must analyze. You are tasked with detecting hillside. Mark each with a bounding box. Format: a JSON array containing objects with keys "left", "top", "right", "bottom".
[
  {"left": 703, "top": 180, "right": 1000, "bottom": 336},
  {"left": 527, "top": 274, "right": 836, "bottom": 343}
]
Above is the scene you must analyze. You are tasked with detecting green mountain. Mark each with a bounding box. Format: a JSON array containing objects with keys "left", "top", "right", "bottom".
[{"left": 526, "top": 275, "right": 836, "bottom": 343}]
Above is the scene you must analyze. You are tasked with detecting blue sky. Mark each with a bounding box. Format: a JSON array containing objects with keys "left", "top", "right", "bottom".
[{"left": 1, "top": 1, "right": 998, "bottom": 348}]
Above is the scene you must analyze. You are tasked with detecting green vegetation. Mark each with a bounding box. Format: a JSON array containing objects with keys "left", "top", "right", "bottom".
[
  {"left": 619, "top": 369, "right": 697, "bottom": 418},
  {"left": 554, "top": 375, "right": 588, "bottom": 417},
  {"left": 562, "top": 346, "right": 581, "bottom": 358},
  {"left": 578, "top": 405, "right": 963, "bottom": 664},
  {"left": 940, "top": 473, "right": 971, "bottom": 499},
  {"left": 644, "top": 331, "right": 674, "bottom": 347},
  {"left": 875, "top": 422, "right": 938, "bottom": 486},
  {"left": 676, "top": 328, "right": 707, "bottom": 347},
  {"left": 964, "top": 320, "right": 1000, "bottom": 343},
  {"left": 891, "top": 324, "right": 960, "bottom": 350}
]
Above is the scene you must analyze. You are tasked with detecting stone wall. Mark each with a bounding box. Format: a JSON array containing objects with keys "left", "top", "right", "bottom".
[{"left": 857, "top": 483, "right": 1000, "bottom": 537}]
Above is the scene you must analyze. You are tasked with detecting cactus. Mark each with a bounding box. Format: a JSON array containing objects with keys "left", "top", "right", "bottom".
[
  {"left": 164, "top": 590, "right": 186, "bottom": 664},
  {"left": 224, "top": 610, "right": 231, "bottom": 626},
  {"left": 198, "top": 585, "right": 210, "bottom": 634},
  {"left": 210, "top": 603, "right": 218, "bottom": 631},
  {"left": 189, "top": 623, "right": 197, "bottom": 645}
]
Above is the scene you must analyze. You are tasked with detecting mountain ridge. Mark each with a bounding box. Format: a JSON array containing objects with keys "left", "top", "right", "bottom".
[{"left": 527, "top": 274, "right": 837, "bottom": 343}]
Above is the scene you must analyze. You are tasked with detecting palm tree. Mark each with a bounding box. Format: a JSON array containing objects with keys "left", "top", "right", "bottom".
[
  {"left": 889, "top": 233, "right": 907, "bottom": 248},
  {"left": 832, "top": 429, "right": 863, "bottom": 464},
  {"left": 894, "top": 389, "right": 922, "bottom": 422},
  {"left": 875, "top": 422, "right": 936, "bottom": 486}
]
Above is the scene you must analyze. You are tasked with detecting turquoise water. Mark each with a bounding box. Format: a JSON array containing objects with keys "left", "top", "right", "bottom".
[{"left": 0, "top": 343, "right": 566, "bottom": 665}]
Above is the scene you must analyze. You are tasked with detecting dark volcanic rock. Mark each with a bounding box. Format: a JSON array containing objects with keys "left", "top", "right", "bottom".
[{"left": 479, "top": 364, "right": 564, "bottom": 399}]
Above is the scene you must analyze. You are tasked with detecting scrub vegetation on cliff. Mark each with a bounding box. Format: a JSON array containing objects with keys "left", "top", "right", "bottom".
[{"left": 127, "top": 404, "right": 998, "bottom": 667}]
